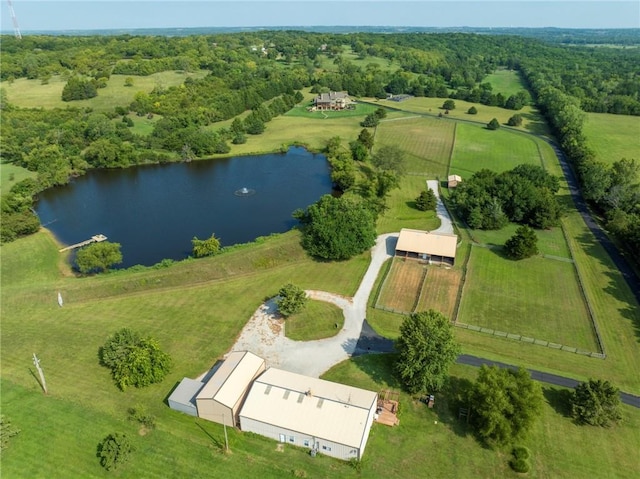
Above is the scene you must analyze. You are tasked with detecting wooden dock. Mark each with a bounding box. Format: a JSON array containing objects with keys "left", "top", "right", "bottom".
[{"left": 59, "top": 234, "right": 107, "bottom": 252}]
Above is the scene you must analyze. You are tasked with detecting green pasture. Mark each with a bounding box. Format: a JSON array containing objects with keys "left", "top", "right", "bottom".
[
  {"left": 370, "top": 96, "right": 549, "bottom": 135},
  {"left": 2, "top": 71, "right": 208, "bottom": 111},
  {"left": 468, "top": 223, "right": 571, "bottom": 259},
  {"left": 315, "top": 46, "right": 406, "bottom": 73},
  {"left": 125, "top": 112, "right": 163, "bottom": 136},
  {"left": 481, "top": 68, "right": 528, "bottom": 97},
  {"left": 458, "top": 246, "right": 598, "bottom": 351},
  {"left": 375, "top": 115, "right": 456, "bottom": 177},
  {"left": 583, "top": 112, "right": 640, "bottom": 165},
  {"left": 449, "top": 123, "right": 542, "bottom": 177},
  {"left": 376, "top": 175, "right": 441, "bottom": 234},
  {"left": 0, "top": 162, "right": 37, "bottom": 195},
  {"left": 284, "top": 299, "right": 345, "bottom": 341}
]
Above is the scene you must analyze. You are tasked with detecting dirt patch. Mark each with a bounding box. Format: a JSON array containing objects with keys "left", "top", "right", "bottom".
[
  {"left": 269, "top": 318, "right": 283, "bottom": 335},
  {"left": 276, "top": 443, "right": 284, "bottom": 452}
]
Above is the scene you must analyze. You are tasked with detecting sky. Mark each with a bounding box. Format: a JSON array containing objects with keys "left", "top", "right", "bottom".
[{"left": 1, "top": 1, "right": 639, "bottom": 33}]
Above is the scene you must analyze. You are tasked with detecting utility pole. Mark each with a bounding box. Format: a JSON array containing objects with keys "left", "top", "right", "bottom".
[
  {"left": 6, "top": 0, "right": 22, "bottom": 40},
  {"left": 32, "top": 353, "right": 48, "bottom": 394},
  {"left": 222, "top": 414, "right": 229, "bottom": 452}
]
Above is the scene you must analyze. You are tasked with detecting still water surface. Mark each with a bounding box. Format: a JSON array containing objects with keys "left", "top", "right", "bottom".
[{"left": 36, "top": 147, "right": 332, "bottom": 268}]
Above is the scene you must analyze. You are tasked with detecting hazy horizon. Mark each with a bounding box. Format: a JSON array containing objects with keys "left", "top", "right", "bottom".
[{"left": 1, "top": 1, "right": 639, "bottom": 34}]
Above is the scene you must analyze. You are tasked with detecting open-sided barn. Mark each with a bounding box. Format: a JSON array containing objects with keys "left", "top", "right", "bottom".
[{"left": 395, "top": 228, "right": 458, "bottom": 265}]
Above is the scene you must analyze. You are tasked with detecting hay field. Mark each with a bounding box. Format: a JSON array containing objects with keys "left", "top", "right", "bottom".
[
  {"left": 415, "top": 266, "right": 463, "bottom": 319},
  {"left": 584, "top": 112, "right": 640, "bottom": 165},
  {"left": 376, "top": 257, "right": 426, "bottom": 312}
]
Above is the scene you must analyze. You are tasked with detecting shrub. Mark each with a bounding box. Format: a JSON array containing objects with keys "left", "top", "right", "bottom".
[
  {"left": 0, "top": 415, "right": 20, "bottom": 450},
  {"left": 276, "top": 283, "right": 308, "bottom": 317},
  {"left": 512, "top": 445, "right": 531, "bottom": 460},
  {"left": 415, "top": 189, "right": 437, "bottom": 211},
  {"left": 509, "top": 457, "right": 531, "bottom": 473},
  {"left": 442, "top": 99, "right": 456, "bottom": 110},
  {"left": 98, "top": 433, "right": 134, "bottom": 471},
  {"left": 507, "top": 114, "right": 523, "bottom": 126},
  {"left": 504, "top": 225, "right": 539, "bottom": 260},
  {"left": 467, "top": 106, "right": 478, "bottom": 114},
  {"left": 487, "top": 118, "right": 500, "bottom": 130}
]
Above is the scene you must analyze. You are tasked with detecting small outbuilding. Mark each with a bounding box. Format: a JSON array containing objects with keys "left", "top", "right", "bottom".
[
  {"left": 167, "top": 377, "right": 205, "bottom": 417},
  {"left": 395, "top": 228, "right": 458, "bottom": 265},
  {"left": 195, "top": 350, "right": 266, "bottom": 427},
  {"left": 239, "top": 368, "right": 378, "bottom": 461},
  {"left": 447, "top": 174, "right": 462, "bottom": 188}
]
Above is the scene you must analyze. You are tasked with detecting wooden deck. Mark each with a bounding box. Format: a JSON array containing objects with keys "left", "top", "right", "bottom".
[
  {"left": 375, "top": 390, "right": 400, "bottom": 426},
  {"left": 59, "top": 234, "right": 107, "bottom": 252}
]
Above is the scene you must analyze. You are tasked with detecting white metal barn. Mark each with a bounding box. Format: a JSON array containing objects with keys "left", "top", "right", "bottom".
[
  {"left": 239, "top": 368, "right": 378, "bottom": 461},
  {"left": 195, "top": 351, "right": 266, "bottom": 427}
]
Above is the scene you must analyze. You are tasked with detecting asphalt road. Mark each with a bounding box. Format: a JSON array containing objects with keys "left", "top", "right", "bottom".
[
  {"left": 547, "top": 140, "right": 640, "bottom": 305},
  {"left": 353, "top": 327, "right": 640, "bottom": 408}
]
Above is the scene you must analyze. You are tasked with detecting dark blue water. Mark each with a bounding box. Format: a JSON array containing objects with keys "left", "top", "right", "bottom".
[{"left": 36, "top": 147, "right": 332, "bottom": 268}]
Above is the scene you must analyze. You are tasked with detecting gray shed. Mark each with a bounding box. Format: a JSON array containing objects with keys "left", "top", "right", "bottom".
[{"left": 168, "top": 378, "right": 205, "bottom": 416}]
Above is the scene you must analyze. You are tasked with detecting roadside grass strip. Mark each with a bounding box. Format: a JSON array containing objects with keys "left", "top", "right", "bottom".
[
  {"left": 449, "top": 123, "right": 542, "bottom": 177},
  {"left": 457, "top": 246, "right": 599, "bottom": 352}
]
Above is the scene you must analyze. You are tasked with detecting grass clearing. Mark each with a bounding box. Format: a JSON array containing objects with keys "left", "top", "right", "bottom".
[
  {"left": 416, "top": 266, "right": 463, "bottom": 319},
  {"left": 370, "top": 96, "right": 549, "bottom": 135},
  {"left": 458, "top": 246, "right": 598, "bottom": 351},
  {"left": 375, "top": 115, "right": 456, "bottom": 177},
  {"left": 2, "top": 71, "right": 208, "bottom": 111},
  {"left": 376, "top": 175, "right": 441, "bottom": 234},
  {"left": 284, "top": 299, "right": 344, "bottom": 341},
  {"left": 583, "top": 112, "right": 640, "bottom": 165},
  {"left": 0, "top": 162, "right": 37, "bottom": 195},
  {"left": 482, "top": 68, "right": 528, "bottom": 97},
  {"left": 450, "top": 123, "right": 542, "bottom": 177},
  {"left": 376, "top": 257, "right": 426, "bottom": 312},
  {"left": 468, "top": 223, "right": 571, "bottom": 259}
]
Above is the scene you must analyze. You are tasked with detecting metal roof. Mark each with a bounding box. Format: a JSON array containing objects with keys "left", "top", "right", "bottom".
[
  {"left": 196, "top": 351, "right": 265, "bottom": 408},
  {"left": 395, "top": 228, "right": 458, "bottom": 258},
  {"left": 168, "top": 377, "right": 205, "bottom": 407},
  {"left": 240, "top": 368, "right": 378, "bottom": 449}
]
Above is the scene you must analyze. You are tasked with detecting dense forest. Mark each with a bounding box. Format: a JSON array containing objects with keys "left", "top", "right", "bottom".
[{"left": 1, "top": 30, "right": 638, "bottom": 252}]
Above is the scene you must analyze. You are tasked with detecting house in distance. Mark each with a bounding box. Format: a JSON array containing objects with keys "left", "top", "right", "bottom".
[{"left": 312, "top": 91, "right": 354, "bottom": 110}]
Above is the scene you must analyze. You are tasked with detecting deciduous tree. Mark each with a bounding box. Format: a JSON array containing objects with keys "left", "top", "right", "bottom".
[
  {"left": 98, "top": 433, "right": 134, "bottom": 471},
  {"left": 395, "top": 310, "right": 460, "bottom": 394},
  {"left": 76, "top": 241, "right": 123, "bottom": 274},
  {"left": 504, "top": 225, "right": 539, "bottom": 259},
  {"left": 469, "top": 366, "right": 543, "bottom": 447},
  {"left": 276, "top": 283, "right": 308, "bottom": 317},
  {"left": 191, "top": 233, "right": 221, "bottom": 258}
]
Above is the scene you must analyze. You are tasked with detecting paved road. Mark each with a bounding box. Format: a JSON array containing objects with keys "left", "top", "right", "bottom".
[{"left": 547, "top": 140, "right": 640, "bottom": 305}]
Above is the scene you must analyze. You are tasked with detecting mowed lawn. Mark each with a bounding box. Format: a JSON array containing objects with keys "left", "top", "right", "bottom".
[
  {"left": 469, "top": 223, "right": 572, "bottom": 259},
  {"left": 583, "top": 112, "right": 640, "bottom": 165},
  {"left": 482, "top": 68, "right": 528, "bottom": 98},
  {"left": 376, "top": 257, "right": 426, "bottom": 312},
  {"left": 449, "top": 123, "right": 542, "bottom": 177},
  {"left": 458, "top": 246, "right": 598, "bottom": 352},
  {"left": 375, "top": 115, "right": 456, "bottom": 177},
  {"left": 284, "top": 299, "right": 345, "bottom": 341},
  {"left": 2, "top": 71, "right": 208, "bottom": 111}
]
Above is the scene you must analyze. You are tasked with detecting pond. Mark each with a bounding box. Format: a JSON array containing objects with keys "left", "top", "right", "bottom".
[{"left": 36, "top": 147, "right": 332, "bottom": 268}]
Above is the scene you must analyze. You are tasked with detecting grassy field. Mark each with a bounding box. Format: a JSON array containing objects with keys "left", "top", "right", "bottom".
[
  {"left": 583, "top": 112, "right": 640, "bottom": 165},
  {"left": 0, "top": 162, "right": 37, "bottom": 195},
  {"left": 323, "top": 355, "right": 640, "bottom": 479},
  {"left": 2, "top": 83, "right": 640, "bottom": 476},
  {"left": 375, "top": 115, "right": 456, "bottom": 177},
  {"left": 458, "top": 246, "right": 598, "bottom": 351},
  {"left": 2, "top": 71, "right": 208, "bottom": 111},
  {"left": 376, "top": 258, "right": 426, "bottom": 312},
  {"left": 449, "top": 123, "right": 543, "bottom": 177},
  {"left": 482, "top": 69, "right": 528, "bottom": 97},
  {"left": 468, "top": 223, "right": 571, "bottom": 259},
  {"left": 376, "top": 175, "right": 441, "bottom": 234},
  {"left": 370, "top": 96, "right": 550, "bottom": 136},
  {"left": 415, "top": 266, "right": 463, "bottom": 319},
  {"left": 284, "top": 299, "right": 345, "bottom": 341}
]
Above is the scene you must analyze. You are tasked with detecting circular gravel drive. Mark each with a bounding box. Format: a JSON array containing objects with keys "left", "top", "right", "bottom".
[{"left": 230, "top": 233, "right": 398, "bottom": 377}]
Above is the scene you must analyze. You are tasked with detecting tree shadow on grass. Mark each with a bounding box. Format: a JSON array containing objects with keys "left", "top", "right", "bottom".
[
  {"left": 433, "top": 376, "right": 476, "bottom": 440},
  {"left": 543, "top": 386, "right": 573, "bottom": 418},
  {"left": 521, "top": 111, "right": 549, "bottom": 136},
  {"left": 351, "top": 353, "right": 402, "bottom": 390}
]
